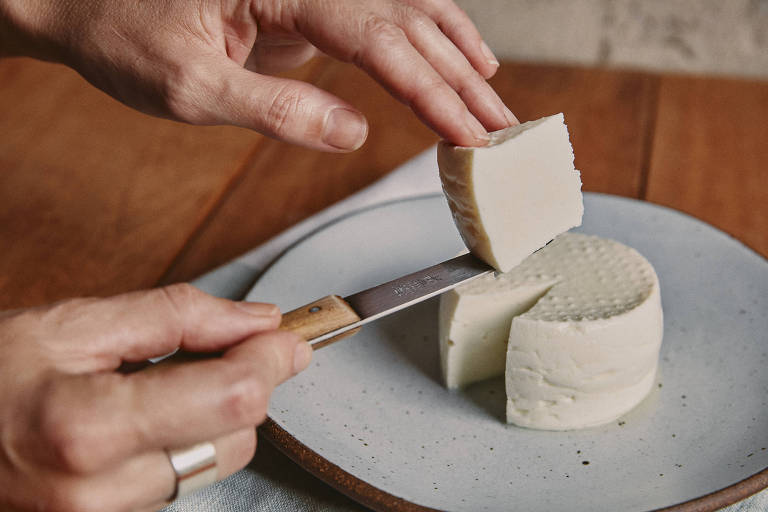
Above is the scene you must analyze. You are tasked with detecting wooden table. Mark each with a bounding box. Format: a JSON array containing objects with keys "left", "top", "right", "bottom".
[{"left": 1, "top": 56, "right": 767, "bottom": 509}]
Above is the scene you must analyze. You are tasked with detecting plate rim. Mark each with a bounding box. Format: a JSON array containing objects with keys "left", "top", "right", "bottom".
[
  {"left": 260, "top": 418, "right": 768, "bottom": 512},
  {"left": 255, "top": 192, "right": 768, "bottom": 512}
]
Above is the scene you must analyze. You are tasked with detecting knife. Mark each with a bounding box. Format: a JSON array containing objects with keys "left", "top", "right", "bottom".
[
  {"left": 279, "top": 252, "right": 493, "bottom": 349},
  {"left": 118, "top": 252, "right": 492, "bottom": 373}
]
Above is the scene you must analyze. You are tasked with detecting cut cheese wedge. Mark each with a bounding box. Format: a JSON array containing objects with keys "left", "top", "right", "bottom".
[
  {"left": 437, "top": 113, "right": 583, "bottom": 272},
  {"left": 438, "top": 233, "right": 663, "bottom": 430}
]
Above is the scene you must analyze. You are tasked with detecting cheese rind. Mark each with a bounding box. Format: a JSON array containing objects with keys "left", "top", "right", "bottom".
[
  {"left": 439, "top": 233, "right": 663, "bottom": 430},
  {"left": 437, "top": 113, "right": 583, "bottom": 272}
]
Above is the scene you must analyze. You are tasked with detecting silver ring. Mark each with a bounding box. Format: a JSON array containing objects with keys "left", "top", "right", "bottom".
[{"left": 166, "top": 441, "right": 217, "bottom": 500}]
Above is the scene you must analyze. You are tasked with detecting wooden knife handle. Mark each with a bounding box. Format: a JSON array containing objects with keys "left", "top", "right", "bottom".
[
  {"left": 119, "top": 295, "right": 361, "bottom": 374},
  {"left": 280, "top": 295, "right": 361, "bottom": 349}
]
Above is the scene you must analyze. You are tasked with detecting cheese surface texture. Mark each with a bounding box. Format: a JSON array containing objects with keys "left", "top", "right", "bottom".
[
  {"left": 439, "top": 233, "right": 663, "bottom": 430},
  {"left": 437, "top": 113, "right": 583, "bottom": 272}
]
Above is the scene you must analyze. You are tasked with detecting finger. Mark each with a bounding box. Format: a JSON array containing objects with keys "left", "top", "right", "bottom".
[
  {"left": 395, "top": 6, "right": 516, "bottom": 130},
  {"left": 30, "top": 284, "right": 281, "bottom": 372},
  {"left": 38, "top": 428, "right": 255, "bottom": 512},
  {"left": 289, "top": 3, "right": 488, "bottom": 146},
  {"left": 245, "top": 36, "right": 319, "bottom": 75},
  {"left": 405, "top": 0, "right": 500, "bottom": 79},
  {"left": 352, "top": 19, "right": 490, "bottom": 146},
  {"left": 178, "top": 55, "right": 368, "bottom": 152},
  {"left": 33, "top": 330, "right": 311, "bottom": 473}
]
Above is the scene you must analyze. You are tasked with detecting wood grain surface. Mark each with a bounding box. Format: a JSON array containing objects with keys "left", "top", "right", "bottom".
[
  {"left": 646, "top": 74, "right": 768, "bottom": 257},
  {"left": 1, "top": 53, "right": 767, "bottom": 511}
]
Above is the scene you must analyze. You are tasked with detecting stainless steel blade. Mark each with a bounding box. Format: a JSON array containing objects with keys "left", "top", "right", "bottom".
[{"left": 309, "top": 253, "right": 493, "bottom": 345}]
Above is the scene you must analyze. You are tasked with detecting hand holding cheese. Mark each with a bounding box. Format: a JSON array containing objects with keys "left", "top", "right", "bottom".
[
  {"left": 438, "top": 113, "right": 584, "bottom": 272},
  {"left": 0, "top": 0, "right": 514, "bottom": 150}
]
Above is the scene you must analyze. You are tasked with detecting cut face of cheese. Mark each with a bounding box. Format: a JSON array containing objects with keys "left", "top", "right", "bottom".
[
  {"left": 438, "top": 233, "right": 663, "bottom": 430},
  {"left": 437, "top": 113, "right": 583, "bottom": 272},
  {"left": 438, "top": 276, "right": 552, "bottom": 390}
]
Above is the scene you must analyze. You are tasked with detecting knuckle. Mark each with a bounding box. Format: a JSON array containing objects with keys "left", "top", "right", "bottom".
[
  {"left": 398, "top": 5, "right": 432, "bottom": 32},
  {"left": 433, "top": 8, "right": 468, "bottom": 35},
  {"left": 155, "top": 283, "right": 207, "bottom": 345},
  {"left": 406, "top": 77, "right": 450, "bottom": 108},
  {"left": 158, "top": 283, "right": 207, "bottom": 324},
  {"left": 38, "top": 394, "right": 94, "bottom": 474},
  {"left": 362, "top": 16, "right": 406, "bottom": 46},
  {"left": 264, "top": 84, "right": 309, "bottom": 138},
  {"left": 454, "top": 72, "right": 486, "bottom": 99},
  {"left": 160, "top": 283, "right": 204, "bottom": 312},
  {"left": 36, "top": 377, "right": 120, "bottom": 475},
  {"left": 443, "top": 18, "right": 470, "bottom": 41},
  {"left": 220, "top": 370, "right": 270, "bottom": 426},
  {"left": 423, "top": 1, "right": 474, "bottom": 33}
]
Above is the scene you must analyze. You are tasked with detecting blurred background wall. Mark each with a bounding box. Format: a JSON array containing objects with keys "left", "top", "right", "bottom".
[{"left": 456, "top": 0, "right": 768, "bottom": 78}]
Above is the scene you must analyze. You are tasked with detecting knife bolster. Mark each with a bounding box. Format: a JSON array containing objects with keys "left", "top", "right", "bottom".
[{"left": 280, "top": 295, "right": 361, "bottom": 348}]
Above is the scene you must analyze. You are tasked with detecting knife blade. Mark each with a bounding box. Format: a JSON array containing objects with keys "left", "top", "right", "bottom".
[
  {"left": 279, "top": 252, "right": 493, "bottom": 348},
  {"left": 117, "top": 253, "right": 492, "bottom": 373}
]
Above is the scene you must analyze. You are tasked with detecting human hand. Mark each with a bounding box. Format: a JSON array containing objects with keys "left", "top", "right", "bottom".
[
  {"left": 0, "top": 0, "right": 515, "bottom": 150},
  {"left": 0, "top": 284, "right": 312, "bottom": 512}
]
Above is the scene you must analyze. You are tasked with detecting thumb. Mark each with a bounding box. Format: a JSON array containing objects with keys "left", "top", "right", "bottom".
[
  {"left": 28, "top": 284, "right": 283, "bottom": 373},
  {"left": 192, "top": 57, "right": 368, "bottom": 152}
]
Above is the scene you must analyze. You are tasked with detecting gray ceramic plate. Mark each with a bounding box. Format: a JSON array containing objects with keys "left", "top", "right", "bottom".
[{"left": 246, "top": 193, "right": 768, "bottom": 512}]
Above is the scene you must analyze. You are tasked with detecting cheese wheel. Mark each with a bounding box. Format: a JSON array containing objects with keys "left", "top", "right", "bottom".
[
  {"left": 438, "top": 233, "right": 663, "bottom": 430},
  {"left": 437, "top": 113, "right": 583, "bottom": 272}
]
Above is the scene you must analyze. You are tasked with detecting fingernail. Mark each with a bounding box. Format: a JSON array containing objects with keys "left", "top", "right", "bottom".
[
  {"left": 235, "top": 302, "right": 280, "bottom": 317},
  {"left": 465, "top": 111, "right": 489, "bottom": 146},
  {"left": 293, "top": 341, "right": 313, "bottom": 374},
  {"left": 322, "top": 108, "right": 368, "bottom": 151},
  {"left": 480, "top": 41, "right": 499, "bottom": 67},
  {"left": 503, "top": 105, "right": 519, "bottom": 125}
]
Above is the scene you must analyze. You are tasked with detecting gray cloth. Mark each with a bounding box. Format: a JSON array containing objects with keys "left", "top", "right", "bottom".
[{"left": 165, "top": 147, "right": 767, "bottom": 512}]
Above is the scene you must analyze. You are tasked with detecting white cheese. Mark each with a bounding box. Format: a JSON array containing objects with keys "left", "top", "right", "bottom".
[
  {"left": 439, "top": 233, "right": 663, "bottom": 430},
  {"left": 437, "top": 113, "right": 584, "bottom": 272}
]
